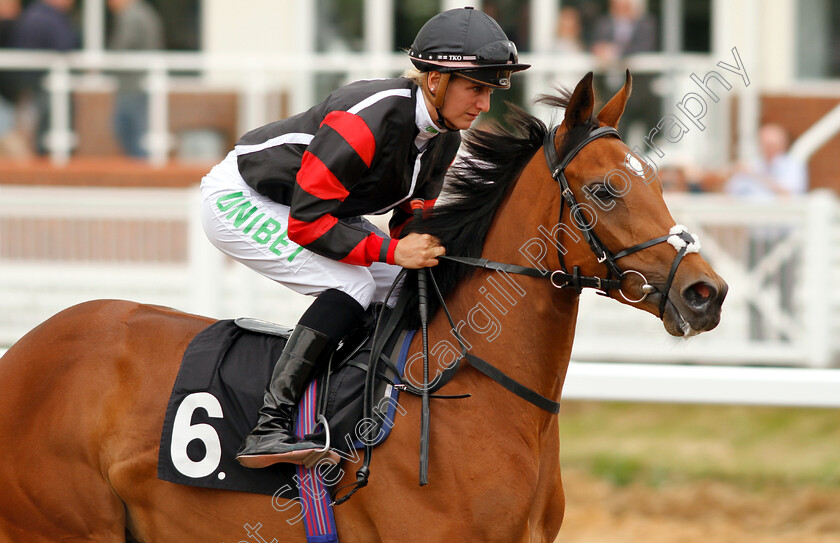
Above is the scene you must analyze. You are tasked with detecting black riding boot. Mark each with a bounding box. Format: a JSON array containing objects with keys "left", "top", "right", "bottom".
[
  {"left": 236, "top": 325, "right": 334, "bottom": 467},
  {"left": 237, "top": 289, "right": 365, "bottom": 468}
]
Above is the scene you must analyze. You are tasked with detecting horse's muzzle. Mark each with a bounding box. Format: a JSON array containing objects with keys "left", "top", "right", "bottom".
[{"left": 663, "top": 276, "right": 728, "bottom": 337}]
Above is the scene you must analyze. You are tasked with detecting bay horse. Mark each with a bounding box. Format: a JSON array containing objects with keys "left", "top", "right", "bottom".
[{"left": 0, "top": 72, "right": 726, "bottom": 542}]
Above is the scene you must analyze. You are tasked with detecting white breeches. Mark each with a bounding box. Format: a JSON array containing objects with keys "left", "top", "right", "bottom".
[{"left": 199, "top": 151, "right": 401, "bottom": 309}]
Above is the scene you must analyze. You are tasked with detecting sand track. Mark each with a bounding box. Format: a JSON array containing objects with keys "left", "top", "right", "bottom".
[{"left": 558, "top": 468, "right": 840, "bottom": 543}]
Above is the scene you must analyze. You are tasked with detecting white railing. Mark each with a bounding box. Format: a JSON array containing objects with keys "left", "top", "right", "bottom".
[
  {"left": 0, "top": 49, "right": 720, "bottom": 165},
  {"left": 0, "top": 343, "right": 836, "bottom": 407},
  {"left": 572, "top": 190, "right": 839, "bottom": 368},
  {"left": 562, "top": 362, "right": 840, "bottom": 407},
  {"left": 1, "top": 186, "right": 837, "bottom": 368},
  {"left": 0, "top": 184, "right": 312, "bottom": 344}
]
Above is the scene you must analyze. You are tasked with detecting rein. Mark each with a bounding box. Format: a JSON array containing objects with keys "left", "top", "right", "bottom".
[
  {"left": 331, "top": 265, "right": 561, "bottom": 505},
  {"left": 332, "top": 122, "right": 701, "bottom": 504}
]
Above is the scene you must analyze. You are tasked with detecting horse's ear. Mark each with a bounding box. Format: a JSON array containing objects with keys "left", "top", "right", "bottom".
[
  {"left": 563, "top": 72, "right": 595, "bottom": 129},
  {"left": 596, "top": 70, "right": 633, "bottom": 128}
]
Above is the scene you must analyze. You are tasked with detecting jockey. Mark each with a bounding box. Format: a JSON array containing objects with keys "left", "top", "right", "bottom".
[{"left": 199, "top": 7, "right": 529, "bottom": 468}]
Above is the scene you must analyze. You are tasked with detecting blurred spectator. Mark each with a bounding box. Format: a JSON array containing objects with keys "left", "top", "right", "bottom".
[
  {"left": 591, "top": 0, "right": 657, "bottom": 63},
  {"left": 590, "top": 0, "right": 658, "bottom": 146},
  {"left": 107, "top": 0, "right": 164, "bottom": 158},
  {"left": 0, "top": 0, "right": 21, "bottom": 151},
  {"left": 552, "top": 6, "right": 584, "bottom": 54},
  {"left": 725, "top": 123, "right": 808, "bottom": 199},
  {"left": 659, "top": 163, "right": 707, "bottom": 193},
  {"left": 11, "top": 0, "right": 78, "bottom": 155},
  {"left": 657, "top": 157, "right": 729, "bottom": 194},
  {"left": 0, "top": 0, "right": 18, "bottom": 49},
  {"left": 723, "top": 123, "right": 807, "bottom": 341},
  {"left": 12, "top": 0, "right": 76, "bottom": 50},
  {"left": 482, "top": 0, "right": 529, "bottom": 51}
]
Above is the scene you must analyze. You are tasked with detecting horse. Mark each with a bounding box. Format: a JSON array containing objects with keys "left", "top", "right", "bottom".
[{"left": 0, "top": 71, "right": 726, "bottom": 542}]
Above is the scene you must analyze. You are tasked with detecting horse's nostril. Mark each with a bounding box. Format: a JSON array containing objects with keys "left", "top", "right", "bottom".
[
  {"left": 693, "top": 283, "right": 711, "bottom": 300},
  {"left": 683, "top": 281, "right": 716, "bottom": 310}
]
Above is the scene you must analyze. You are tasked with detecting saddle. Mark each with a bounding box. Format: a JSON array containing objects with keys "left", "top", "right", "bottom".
[
  {"left": 158, "top": 271, "right": 561, "bottom": 502},
  {"left": 157, "top": 307, "right": 412, "bottom": 498}
]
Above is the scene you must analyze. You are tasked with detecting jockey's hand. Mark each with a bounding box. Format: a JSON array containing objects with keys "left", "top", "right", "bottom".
[{"left": 394, "top": 233, "right": 445, "bottom": 269}]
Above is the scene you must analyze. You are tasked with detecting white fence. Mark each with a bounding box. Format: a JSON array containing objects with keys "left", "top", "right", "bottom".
[
  {"left": 0, "top": 184, "right": 312, "bottom": 345},
  {"left": 562, "top": 362, "right": 840, "bottom": 408},
  {"left": 0, "top": 346, "right": 835, "bottom": 407},
  {"left": 0, "top": 49, "right": 726, "bottom": 166},
  {"left": 1, "top": 186, "right": 838, "bottom": 370},
  {"left": 572, "top": 190, "right": 840, "bottom": 368}
]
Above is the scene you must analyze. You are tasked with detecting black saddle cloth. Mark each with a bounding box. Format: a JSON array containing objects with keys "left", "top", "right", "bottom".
[{"left": 157, "top": 317, "right": 410, "bottom": 497}]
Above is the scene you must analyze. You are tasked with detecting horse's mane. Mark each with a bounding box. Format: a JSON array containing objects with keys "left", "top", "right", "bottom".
[{"left": 397, "top": 88, "right": 600, "bottom": 328}]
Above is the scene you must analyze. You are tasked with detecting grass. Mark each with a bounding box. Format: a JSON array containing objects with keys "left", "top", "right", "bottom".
[{"left": 558, "top": 401, "right": 840, "bottom": 489}]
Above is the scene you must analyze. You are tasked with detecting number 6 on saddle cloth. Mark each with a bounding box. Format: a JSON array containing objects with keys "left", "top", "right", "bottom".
[{"left": 157, "top": 310, "right": 414, "bottom": 498}]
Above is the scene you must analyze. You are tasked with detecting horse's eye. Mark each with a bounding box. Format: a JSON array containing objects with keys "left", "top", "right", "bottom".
[{"left": 588, "top": 184, "right": 615, "bottom": 200}]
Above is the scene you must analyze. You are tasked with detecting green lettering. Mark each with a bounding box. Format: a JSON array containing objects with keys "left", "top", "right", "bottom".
[
  {"left": 252, "top": 218, "right": 282, "bottom": 244},
  {"left": 287, "top": 246, "right": 305, "bottom": 262},
  {"left": 243, "top": 213, "right": 265, "bottom": 234},
  {"left": 269, "top": 230, "right": 289, "bottom": 255},
  {"left": 216, "top": 192, "right": 245, "bottom": 211},
  {"left": 226, "top": 201, "right": 257, "bottom": 228}
]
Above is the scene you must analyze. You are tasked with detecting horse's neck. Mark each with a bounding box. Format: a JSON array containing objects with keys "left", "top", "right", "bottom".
[
  {"left": 439, "top": 270, "right": 579, "bottom": 407},
  {"left": 430, "top": 158, "right": 582, "bottom": 414}
]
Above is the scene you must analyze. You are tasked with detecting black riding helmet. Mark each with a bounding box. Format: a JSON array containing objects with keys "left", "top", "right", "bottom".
[{"left": 408, "top": 7, "right": 530, "bottom": 126}]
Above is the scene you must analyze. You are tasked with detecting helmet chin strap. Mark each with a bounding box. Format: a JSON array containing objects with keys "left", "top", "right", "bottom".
[{"left": 422, "top": 72, "right": 460, "bottom": 132}]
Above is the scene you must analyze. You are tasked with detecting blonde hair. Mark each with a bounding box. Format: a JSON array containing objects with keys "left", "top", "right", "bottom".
[{"left": 402, "top": 67, "right": 427, "bottom": 88}]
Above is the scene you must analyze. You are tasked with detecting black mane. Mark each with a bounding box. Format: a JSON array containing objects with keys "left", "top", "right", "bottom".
[{"left": 397, "top": 89, "right": 600, "bottom": 327}]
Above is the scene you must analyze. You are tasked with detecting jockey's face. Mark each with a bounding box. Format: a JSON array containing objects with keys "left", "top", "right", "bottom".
[{"left": 439, "top": 75, "right": 493, "bottom": 130}]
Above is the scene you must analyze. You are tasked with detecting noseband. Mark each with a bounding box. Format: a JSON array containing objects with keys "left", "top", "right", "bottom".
[
  {"left": 542, "top": 124, "right": 699, "bottom": 318},
  {"left": 342, "top": 124, "right": 702, "bottom": 500}
]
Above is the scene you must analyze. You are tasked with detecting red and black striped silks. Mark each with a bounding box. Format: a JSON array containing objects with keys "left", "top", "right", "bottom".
[{"left": 235, "top": 78, "right": 460, "bottom": 266}]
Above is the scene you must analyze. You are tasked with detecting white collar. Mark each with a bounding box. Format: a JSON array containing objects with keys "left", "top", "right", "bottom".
[{"left": 414, "top": 89, "right": 443, "bottom": 150}]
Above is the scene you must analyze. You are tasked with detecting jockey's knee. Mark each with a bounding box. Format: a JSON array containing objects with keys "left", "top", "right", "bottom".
[{"left": 332, "top": 271, "right": 377, "bottom": 310}]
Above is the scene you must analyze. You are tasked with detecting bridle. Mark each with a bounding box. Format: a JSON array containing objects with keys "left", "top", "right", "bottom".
[
  {"left": 542, "top": 124, "right": 700, "bottom": 318},
  {"left": 334, "top": 122, "right": 703, "bottom": 503},
  {"left": 444, "top": 123, "right": 701, "bottom": 319}
]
